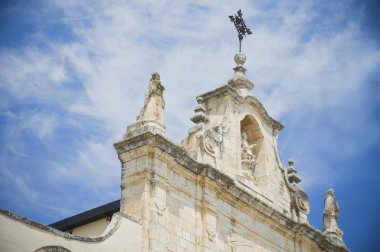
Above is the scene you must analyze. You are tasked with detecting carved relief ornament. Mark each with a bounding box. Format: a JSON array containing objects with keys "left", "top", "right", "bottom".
[{"left": 200, "top": 122, "right": 229, "bottom": 157}]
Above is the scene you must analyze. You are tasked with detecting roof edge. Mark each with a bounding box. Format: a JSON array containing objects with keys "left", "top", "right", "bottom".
[
  {"left": 0, "top": 208, "right": 134, "bottom": 242},
  {"left": 49, "top": 200, "right": 120, "bottom": 231}
]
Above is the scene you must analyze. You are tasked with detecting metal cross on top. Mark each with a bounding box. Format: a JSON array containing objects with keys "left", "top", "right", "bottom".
[{"left": 229, "top": 9, "right": 252, "bottom": 52}]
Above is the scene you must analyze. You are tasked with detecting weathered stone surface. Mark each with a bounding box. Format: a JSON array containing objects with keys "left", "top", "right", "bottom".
[
  {"left": 112, "top": 53, "right": 349, "bottom": 251},
  {"left": 115, "top": 131, "right": 349, "bottom": 252}
]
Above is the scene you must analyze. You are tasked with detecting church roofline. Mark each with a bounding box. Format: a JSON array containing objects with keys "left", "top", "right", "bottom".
[
  {"left": 0, "top": 208, "right": 134, "bottom": 242},
  {"left": 49, "top": 200, "right": 120, "bottom": 232}
]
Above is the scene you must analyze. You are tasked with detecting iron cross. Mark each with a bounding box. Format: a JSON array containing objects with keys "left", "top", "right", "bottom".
[{"left": 229, "top": 9, "right": 252, "bottom": 52}]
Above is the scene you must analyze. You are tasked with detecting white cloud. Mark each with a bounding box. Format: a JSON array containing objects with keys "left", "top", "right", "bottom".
[
  {"left": 51, "top": 139, "right": 119, "bottom": 190},
  {"left": 3, "top": 111, "right": 59, "bottom": 140},
  {"left": 28, "top": 113, "right": 59, "bottom": 139},
  {"left": 0, "top": 49, "right": 68, "bottom": 102}
]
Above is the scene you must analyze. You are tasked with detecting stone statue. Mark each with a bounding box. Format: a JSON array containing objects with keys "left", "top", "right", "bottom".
[
  {"left": 285, "top": 160, "right": 310, "bottom": 223},
  {"left": 137, "top": 72, "right": 165, "bottom": 125},
  {"left": 323, "top": 188, "right": 343, "bottom": 236},
  {"left": 241, "top": 132, "right": 256, "bottom": 172}
]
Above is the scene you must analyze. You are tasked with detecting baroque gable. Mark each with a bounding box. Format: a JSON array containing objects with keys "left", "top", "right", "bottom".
[{"left": 181, "top": 53, "right": 307, "bottom": 222}]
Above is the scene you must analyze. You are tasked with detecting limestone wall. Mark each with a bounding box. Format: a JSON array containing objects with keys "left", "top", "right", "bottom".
[{"left": 115, "top": 132, "right": 345, "bottom": 252}]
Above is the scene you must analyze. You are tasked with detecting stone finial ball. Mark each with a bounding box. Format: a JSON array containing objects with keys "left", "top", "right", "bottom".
[
  {"left": 288, "top": 159, "right": 294, "bottom": 166},
  {"left": 234, "top": 53, "right": 246, "bottom": 65}
]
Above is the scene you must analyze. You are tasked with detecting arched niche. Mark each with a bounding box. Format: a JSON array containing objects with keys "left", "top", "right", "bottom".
[{"left": 240, "top": 115, "right": 264, "bottom": 162}]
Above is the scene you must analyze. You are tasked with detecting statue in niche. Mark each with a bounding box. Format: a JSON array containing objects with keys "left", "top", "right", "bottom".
[
  {"left": 323, "top": 188, "right": 343, "bottom": 238},
  {"left": 137, "top": 72, "right": 165, "bottom": 125},
  {"left": 241, "top": 132, "right": 256, "bottom": 173}
]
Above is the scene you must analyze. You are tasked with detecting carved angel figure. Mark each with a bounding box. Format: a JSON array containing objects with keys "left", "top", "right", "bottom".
[
  {"left": 241, "top": 132, "right": 256, "bottom": 164},
  {"left": 137, "top": 72, "right": 165, "bottom": 125},
  {"left": 323, "top": 188, "right": 343, "bottom": 237}
]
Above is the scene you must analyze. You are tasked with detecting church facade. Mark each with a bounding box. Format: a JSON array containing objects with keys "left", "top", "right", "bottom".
[{"left": 0, "top": 52, "right": 348, "bottom": 252}]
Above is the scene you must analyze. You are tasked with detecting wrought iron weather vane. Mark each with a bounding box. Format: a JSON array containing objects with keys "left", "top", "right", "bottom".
[{"left": 229, "top": 9, "right": 252, "bottom": 53}]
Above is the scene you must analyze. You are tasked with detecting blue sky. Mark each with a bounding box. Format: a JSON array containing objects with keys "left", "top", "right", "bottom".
[{"left": 0, "top": 1, "right": 379, "bottom": 251}]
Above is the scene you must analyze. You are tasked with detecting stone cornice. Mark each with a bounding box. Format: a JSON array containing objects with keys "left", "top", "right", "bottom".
[
  {"left": 196, "top": 85, "right": 284, "bottom": 131},
  {"left": 114, "top": 132, "right": 348, "bottom": 252},
  {"left": 197, "top": 84, "right": 237, "bottom": 100}
]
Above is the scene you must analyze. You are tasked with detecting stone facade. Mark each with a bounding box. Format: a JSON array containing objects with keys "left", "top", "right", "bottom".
[
  {"left": 113, "top": 53, "right": 348, "bottom": 252},
  {"left": 0, "top": 53, "right": 348, "bottom": 252},
  {"left": 114, "top": 132, "right": 346, "bottom": 252}
]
